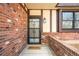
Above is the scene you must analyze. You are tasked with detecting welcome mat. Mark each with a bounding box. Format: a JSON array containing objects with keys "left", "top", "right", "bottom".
[{"left": 28, "top": 46, "right": 41, "bottom": 49}]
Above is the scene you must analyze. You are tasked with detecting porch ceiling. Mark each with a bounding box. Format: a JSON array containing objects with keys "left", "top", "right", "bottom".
[{"left": 26, "top": 3, "right": 57, "bottom": 9}]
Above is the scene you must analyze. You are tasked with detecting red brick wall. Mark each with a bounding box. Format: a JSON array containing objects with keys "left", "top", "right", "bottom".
[
  {"left": 48, "top": 35, "right": 79, "bottom": 56},
  {"left": 50, "top": 32, "right": 79, "bottom": 40},
  {"left": 42, "top": 32, "right": 79, "bottom": 44},
  {"left": 42, "top": 32, "right": 79, "bottom": 55},
  {"left": 41, "top": 33, "right": 49, "bottom": 44},
  {"left": 43, "top": 33, "right": 79, "bottom": 56},
  {"left": 0, "top": 3, "right": 28, "bottom": 56}
]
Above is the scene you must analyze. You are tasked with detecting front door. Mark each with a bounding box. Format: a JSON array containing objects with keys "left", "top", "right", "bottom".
[{"left": 28, "top": 16, "right": 41, "bottom": 44}]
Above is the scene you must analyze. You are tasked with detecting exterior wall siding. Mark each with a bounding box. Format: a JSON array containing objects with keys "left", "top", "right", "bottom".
[
  {"left": 52, "top": 10, "right": 57, "bottom": 32},
  {"left": 29, "top": 10, "right": 41, "bottom": 15},
  {"left": 43, "top": 10, "right": 50, "bottom": 32},
  {"left": 29, "top": 9, "right": 57, "bottom": 33},
  {"left": 0, "top": 3, "right": 28, "bottom": 56},
  {"left": 42, "top": 32, "right": 79, "bottom": 55}
]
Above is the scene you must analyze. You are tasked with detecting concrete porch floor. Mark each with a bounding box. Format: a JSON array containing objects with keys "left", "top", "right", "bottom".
[{"left": 19, "top": 45, "right": 55, "bottom": 56}]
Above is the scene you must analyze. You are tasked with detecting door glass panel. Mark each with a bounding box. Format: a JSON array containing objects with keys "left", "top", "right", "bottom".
[
  {"left": 29, "top": 21, "right": 39, "bottom": 28},
  {"left": 29, "top": 29, "right": 39, "bottom": 37},
  {"left": 29, "top": 18, "right": 40, "bottom": 44},
  {"left": 29, "top": 38, "right": 35, "bottom": 43},
  {"left": 30, "top": 19, "right": 39, "bottom": 22},
  {"left": 29, "top": 38, "right": 39, "bottom": 43},
  {"left": 34, "top": 38, "right": 39, "bottom": 43}
]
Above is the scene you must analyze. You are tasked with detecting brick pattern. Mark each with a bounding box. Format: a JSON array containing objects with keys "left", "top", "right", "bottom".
[
  {"left": 41, "top": 33, "right": 50, "bottom": 44},
  {"left": 0, "top": 3, "right": 28, "bottom": 56},
  {"left": 42, "top": 32, "right": 79, "bottom": 44},
  {"left": 48, "top": 36, "right": 79, "bottom": 56},
  {"left": 47, "top": 33, "right": 79, "bottom": 56},
  {"left": 50, "top": 32, "right": 79, "bottom": 40}
]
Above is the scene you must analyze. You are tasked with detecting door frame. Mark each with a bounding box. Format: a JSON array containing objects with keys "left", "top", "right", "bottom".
[{"left": 28, "top": 16, "right": 42, "bottom": 44}]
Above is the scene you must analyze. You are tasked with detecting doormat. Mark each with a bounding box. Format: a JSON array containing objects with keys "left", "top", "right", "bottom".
[{"left": 28, "top": 46, "right": 41, "bottom": 50}]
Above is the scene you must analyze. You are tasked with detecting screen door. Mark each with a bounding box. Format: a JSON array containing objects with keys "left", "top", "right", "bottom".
[{"left": 28, "top": 16, "right": 41, "bottom": 44}]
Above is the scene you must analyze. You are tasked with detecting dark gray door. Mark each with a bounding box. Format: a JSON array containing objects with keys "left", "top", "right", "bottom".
[{"left": 28, "top": 16, "right": 41, "bottom": 44}]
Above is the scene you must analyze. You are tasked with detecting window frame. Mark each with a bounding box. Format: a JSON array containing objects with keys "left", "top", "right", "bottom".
[
  {"left": 74, "top": 12, "right": 79, "bottom": 29},
  {"left": 61, "top": 11, "right": 79, "bottom": 30}
]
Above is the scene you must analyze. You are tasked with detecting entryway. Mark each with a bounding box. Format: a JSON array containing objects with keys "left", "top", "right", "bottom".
[
  {"left": 19, "top": 45, "right": 54, "bottom": 56},
  {"left": 28, "top": 16, "right": 41, "bottom": 44}
]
